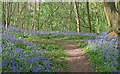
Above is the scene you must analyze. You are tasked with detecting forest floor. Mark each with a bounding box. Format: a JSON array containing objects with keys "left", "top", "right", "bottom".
[{"left": 28, "top": 38, "right": 92, "bottom": 72}]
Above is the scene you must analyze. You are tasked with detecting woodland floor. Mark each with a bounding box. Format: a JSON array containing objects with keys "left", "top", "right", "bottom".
[{"left": 28, "top": 38, "right": 92, "bottom": 72}]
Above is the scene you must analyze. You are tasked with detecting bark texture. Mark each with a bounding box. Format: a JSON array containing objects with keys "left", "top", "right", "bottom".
[
  {"left": 86, "top": 2, "right": 92, "bottom": 33},
  {"left": 74, "top": 0, "right": 81, "bottom": 32},
  {"left": 103, "top": 2, "right": 120, "bottom": 35}
]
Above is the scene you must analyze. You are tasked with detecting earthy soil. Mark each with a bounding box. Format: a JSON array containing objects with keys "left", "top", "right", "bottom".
[
  {"left": 57, "top": 41, "right": 91, "bottom": 72},
  {"left": 28, "top": 38, "right": 92, "bottom": 72}
]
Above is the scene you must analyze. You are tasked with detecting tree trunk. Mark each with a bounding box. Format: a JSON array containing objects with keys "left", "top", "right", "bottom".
[
  {"left": 15, "top": 2, "right": 19, "bottom": 27},
  {"left": 103, "top": 3, "right": 112, "bottom": 31},
  {"left": 95, "top": 3, "right": 99, "bottom": 33},
  {"left": 118, "top": 1, "right": 120, "bottom": 37},
  {"left": 26, "top": 3, "right": 29, "bottom": 30},
  {"left": 2, "top": 2, "right": 6, "bottom": 26},
  {"left": 21, "top": 2, "right": 27, "bottom": 29},
  {"left": 32, "top": 2, "right": 36, "bottom": 30},
  {"left": 86, "top": 2, "right": 92, "bottom": 33},
  {"left": 8, "top": 2, "right": 10, "bottom": 26},
  {"left": 6, "top": 2, "right": 10, "bottom": 31},
  {"left": 117, "top": 1, "right": 120, "bottom": 15},
  {"left": 69, "top": 2, "right": 72, "bottom": 32},
  {"left": 37, "top": 2, "right": 40, "bottom": 30},
  {"left": 26, "top": 3, "right": 31, "bottom": 30},
  {"left": 49, "top": 3, "right": 53, "bottom": 31},
  {"left": 102, "top": 2, "right": 120, "bottom": 36},
  {"left": 10, "top": 2, "right": 12, "bottom": 14},
  {"left": 74, "top": 0, "right": 81, "bottom": 32}
]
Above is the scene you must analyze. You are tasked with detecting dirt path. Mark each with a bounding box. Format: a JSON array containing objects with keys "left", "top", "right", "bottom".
[
  {"left": 57, "top": 41, "right": 91, "bottom": 72},
  {"left": 27, "top": 38, "right": 92, "bottom": 72}
]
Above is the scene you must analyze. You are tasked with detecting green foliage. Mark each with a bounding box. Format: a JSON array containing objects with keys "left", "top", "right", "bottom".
[
  {"left": 8, "top": 2, "right": 108, "bottom": 33},
  {"left": 77, "top": 40, "right": 88, "bottom": 48},
  {"left": 2, "top": 1, "right": 117, "bottom": 72},
  {"left": 83, "top": 37, "right": 118, "bottom": 72},
  {"left": 64, "top": 34, "right": 95, "bottom": 39},
  {"left": 2, "top": 28, "right": 68, "bottom": 72},
  {"left": 26, "top": 33, "right": 66, "bottom": 39},
  {"left": 25, "top": 33, "right": 95, "bottom": 40},
  {"left": 32, "top": 41, "right": 68, "bottom": 71}
]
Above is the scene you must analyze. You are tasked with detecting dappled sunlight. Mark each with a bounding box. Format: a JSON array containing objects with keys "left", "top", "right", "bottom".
[
  {"left": 67, "top": 56, "right": 85, "bottom": 61},
  {"left": 57, "top": 41, "right": 91, "bottom": 72},
  {"left": 65, "top": 48, "right": 85, "bottom": 57},
  {"left": 66, "top": 55, "right": 91, "bottom": 72},
  {"left": 1, "top": 1, "right": 120, "bottom": 72},
  {"left": 2, "top": 25, "right": 119, "bottom": 72}
]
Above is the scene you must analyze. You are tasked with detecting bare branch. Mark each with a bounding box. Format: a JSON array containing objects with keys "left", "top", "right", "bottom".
[{"left": 39, "top": 3, "right": 63, "bottom": 28}]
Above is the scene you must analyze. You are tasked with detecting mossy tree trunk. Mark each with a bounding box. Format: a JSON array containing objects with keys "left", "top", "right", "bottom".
[{"left": 102, "top": 2, "right": 120, "bottom": 36}]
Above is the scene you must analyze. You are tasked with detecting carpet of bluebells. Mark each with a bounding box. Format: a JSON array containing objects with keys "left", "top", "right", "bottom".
[
  {"left": 83, "top": 32, "right": 119, "bottom": 72},
  {"left": 2, "top": 25, "right": 67, "bottom": 72},
  {"left": 1, "top": 25, "right": 119, "bottom": 72},
  {"left": 6, "top": 26, "right": 96, "bottom": 40}
]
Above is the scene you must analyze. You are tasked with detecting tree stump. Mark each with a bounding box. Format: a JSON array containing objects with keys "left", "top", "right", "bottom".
[{"left": 108, "top": 31, "right": 118, "bottom": 38}]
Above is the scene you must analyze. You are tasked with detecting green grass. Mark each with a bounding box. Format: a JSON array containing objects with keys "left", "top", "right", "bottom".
[
  {"left": 3, "top": 28, "right": 70, "bottom": 72},
  {"left": 24, "top": 33, "right": 95, "bottom": 40},
  {"left": 30, "top": 40, "right": 68, "bottom": 72},
  {"left": 77, "top": 40, "right": 88, "bottom": 48},
  {"left": 64, "top": 34, "right": 95, "bottom": 39},
  {"left": 8, "top": 28, "right": 95, "bottom": 40},
  {"left": 25, "top": 33, "right": 94, "bottom": 72},
  {"left": 25, "top": 33, "right": 66, "bottom": 39},
  {"left": 5, "top": 27, "right": 119, "bottom": 72}
]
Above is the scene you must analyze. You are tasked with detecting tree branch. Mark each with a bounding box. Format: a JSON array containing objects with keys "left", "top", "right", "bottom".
[
  {"left": 39, "top": 3, "right": 63, "bottom": 28},
  {"left": 10, "top": 3, "right": 17, "bottom": 17}
]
